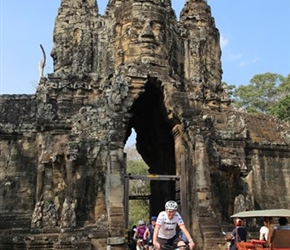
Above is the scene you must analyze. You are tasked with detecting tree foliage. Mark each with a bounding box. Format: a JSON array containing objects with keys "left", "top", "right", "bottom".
[
  {"left": 269, "top": 74, "right": 290, "bottom": 121},
  {"left": 232, "top": 72, "right": 284, "bottom": 114},
  {"left": 269, "top": 95, "right": 290, "bottom": 121},
  {"left": 277, "top": 74, "right": 290, "bottom": 93},
  {"left": 231, "top": 72, "right": 290, "bottom": 121},
  {"left": 127, "top": 160, "right": 150, "bottom": 228}
]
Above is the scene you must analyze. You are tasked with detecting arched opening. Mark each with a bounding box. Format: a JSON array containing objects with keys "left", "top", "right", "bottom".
[{"left": 126, "top": 77, "right": 176, "bottom": 216}]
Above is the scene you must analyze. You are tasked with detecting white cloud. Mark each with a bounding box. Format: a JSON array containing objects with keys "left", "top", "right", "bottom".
[
  {"left": 220, "top": 34, "right": 243, "bottom": 62},
  {"left": 239, "top": 56, "right": 259, "bottom": 67},
  {"left": 228, "top": 53, "right": 243, "bottom": 61},
  {"left": 220, "top": 33, "right": 228, "bottom": 49}
]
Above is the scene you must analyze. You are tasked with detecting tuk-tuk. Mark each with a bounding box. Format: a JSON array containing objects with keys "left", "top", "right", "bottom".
[{"left": 230, "top": 209, "right": 290, "bottom": 250}]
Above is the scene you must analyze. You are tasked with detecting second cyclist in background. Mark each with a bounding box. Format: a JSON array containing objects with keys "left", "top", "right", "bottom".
[
  {"left": 144, "top": 216, "right": 157, "bottom": 250},
  {"left": 133, "top": 220, "right": 148, "bottom": 250}
]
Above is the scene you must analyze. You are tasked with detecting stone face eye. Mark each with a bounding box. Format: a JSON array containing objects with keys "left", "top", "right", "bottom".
[
  {"left": 132, "top": 24, "right": 142, "bottom": 30},
  {"left": 123, "top": 27, "right": 131, "bottom": 36},
  {"left": 151, "top": 22, "right": 162, "bottom": 31}
]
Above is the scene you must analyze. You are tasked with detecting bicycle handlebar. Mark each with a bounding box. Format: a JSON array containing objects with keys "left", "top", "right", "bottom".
[{"left": 160, "top": 244, "right": 188, "bottom": 250}]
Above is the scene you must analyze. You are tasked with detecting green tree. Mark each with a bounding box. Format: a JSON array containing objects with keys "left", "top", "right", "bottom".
[
  {"left": 127, "top": 160, "right": 150, "bottom": 228},
  {"left": 269, "top": 95, "right": 290, "bottom": 121},
  {"left": 276, "top": 74, "right": 290, "bottom": 96},
  {"left": 268, "top": 74, "right": 290, "bottom": 121},
  {"left": 233, "top": 72, "right": 284, "bottom": 114}
]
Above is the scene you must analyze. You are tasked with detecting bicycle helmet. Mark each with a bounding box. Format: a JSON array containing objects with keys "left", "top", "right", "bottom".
[
  {"left": 165, "top": 200, "right": 178, "bottom": 210},
  {"left": 138, "top": 220, "right": 145, "bottom": 225}
]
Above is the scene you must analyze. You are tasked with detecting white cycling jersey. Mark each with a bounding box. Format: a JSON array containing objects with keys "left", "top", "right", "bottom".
[{"left": 156, "top": 211, "right": 184, "bottom": 239}]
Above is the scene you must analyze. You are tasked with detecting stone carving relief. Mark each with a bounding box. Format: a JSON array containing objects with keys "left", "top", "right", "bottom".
[
  {"left": 113, "top": 1, "right": 176, "bottom": 70},
  {"left": 31, "top": 136, "right": 83, "bottom": 229},
  {"left": 233, "top": 194, "right": 253, "bottom": 214}
]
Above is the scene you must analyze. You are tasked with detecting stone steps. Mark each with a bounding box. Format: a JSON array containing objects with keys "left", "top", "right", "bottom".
[
  {"left": 0, "top": 214, "right": 31, "bottom": 230},
  {"left": 199, "top": 221, "right": 229, "bottom": 250}
]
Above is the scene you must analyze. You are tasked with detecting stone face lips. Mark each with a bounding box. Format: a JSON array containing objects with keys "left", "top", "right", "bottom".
[{"left": 0, "top": 0, "right": 290, "bottom": 249}]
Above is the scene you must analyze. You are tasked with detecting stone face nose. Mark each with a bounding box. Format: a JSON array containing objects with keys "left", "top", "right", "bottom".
[{"left": 140, "top": 22, "right": 155, "bottom": 40}]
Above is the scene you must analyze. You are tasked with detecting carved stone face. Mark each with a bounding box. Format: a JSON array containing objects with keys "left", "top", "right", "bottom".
[
  {"left": 115, "top": 3, "right": 171, "bottom": 66},
  {"left": 51, "top": 33, "right": 73, "bottom": 73}
]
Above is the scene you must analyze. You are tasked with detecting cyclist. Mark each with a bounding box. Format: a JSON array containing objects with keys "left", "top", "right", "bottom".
[
  {"left": 144, "top": 216, "right": 157, "bottom": 250},
  {"left": 153, "top": 200, "right": 195, "bottom": 250},
  {"left": 133, "top": 220, "right": 148, "bottom": 250},
  {"left": 129, "top": 225, "right": 137, "bottom": 250}
]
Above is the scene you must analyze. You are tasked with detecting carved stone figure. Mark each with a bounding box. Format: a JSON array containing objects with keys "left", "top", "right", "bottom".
[
  {"left": 31, "top": 201, "right": 44, "bottom": 228},
  {"left": 114, "top": 1, "right": 174, "bottom": 68},
  {"left": 60, "top": 199, "right": 76, "bottom": 228},
  {"left": 36, "top": 146, "right": 52, "bottom": 203}
]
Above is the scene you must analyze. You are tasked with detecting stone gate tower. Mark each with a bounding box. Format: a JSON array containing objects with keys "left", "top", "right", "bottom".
[{"left": 1, "top": 0, "right": 290, "bottom": 249}]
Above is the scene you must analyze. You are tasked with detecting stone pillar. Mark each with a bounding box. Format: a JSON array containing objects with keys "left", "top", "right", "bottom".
[
  {"left": 195, "top": 135, "right": 211, "bottom": 207},
  {"left": 106, "top": 147, "right": 125, "bottom": 238}
]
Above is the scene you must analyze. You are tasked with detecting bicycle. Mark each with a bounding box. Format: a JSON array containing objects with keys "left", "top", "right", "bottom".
[{"left": 135, "top": 238, "right": 146, "bottom": 250}]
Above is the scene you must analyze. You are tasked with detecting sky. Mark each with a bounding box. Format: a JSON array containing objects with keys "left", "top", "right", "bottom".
[{"left": 0, "top": 0, "right": 290, "bottom": 95}]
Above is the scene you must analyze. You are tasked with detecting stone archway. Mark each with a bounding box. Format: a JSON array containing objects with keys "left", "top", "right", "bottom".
[{"left": 126, "top": 78, "right": 176, "bottom": 215}]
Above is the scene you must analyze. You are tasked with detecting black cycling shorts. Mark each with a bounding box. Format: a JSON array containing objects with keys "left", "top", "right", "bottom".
[{"left": 157, "top": 236, "right": 182, "bottom": 248}]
